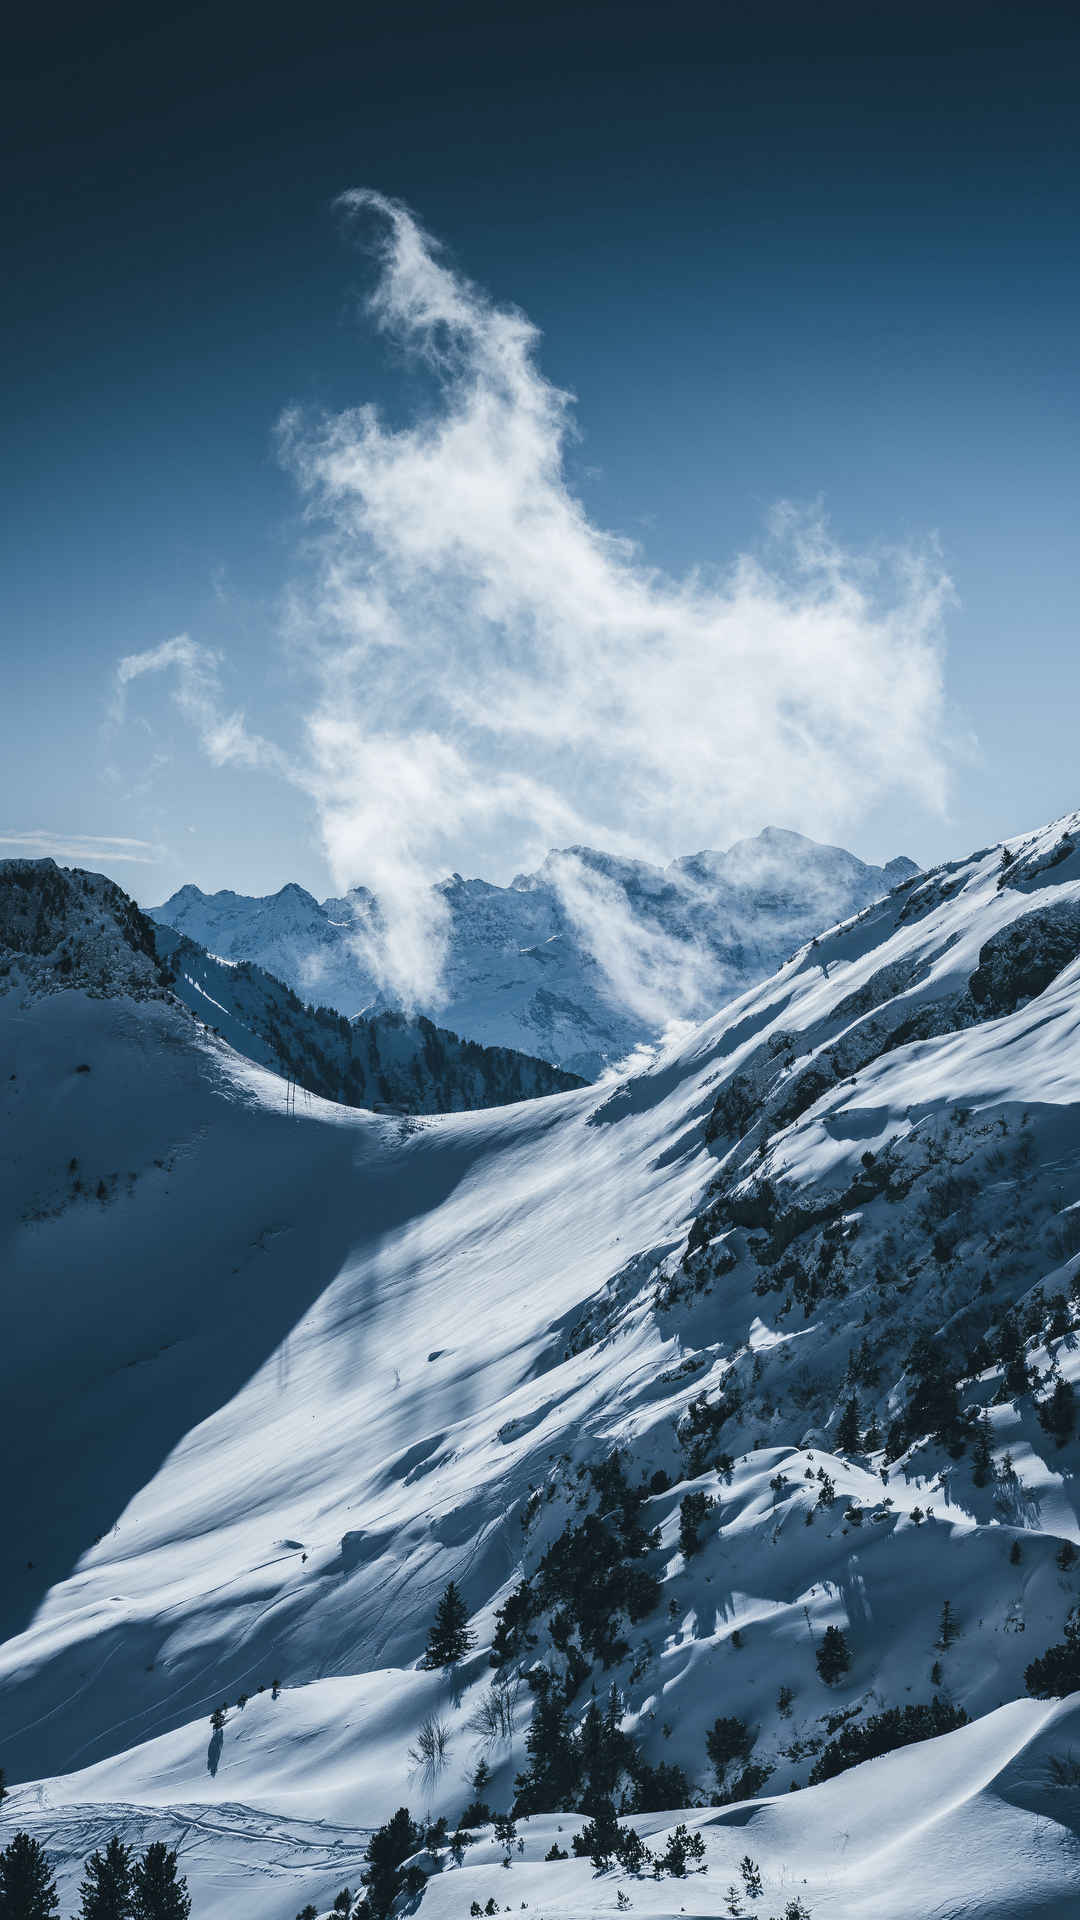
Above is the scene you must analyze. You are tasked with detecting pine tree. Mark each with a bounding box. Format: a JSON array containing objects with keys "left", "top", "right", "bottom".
[
  {"left": 513, "top": 1688, "right": 578, "bottom": 1814},
  {"left": 489, "top": 1581, "right": 535, "bottom": 1667},
  {"left": 815, "top": 1624, "right": 852, "bottom": 1685},
  {"left": 0, "top": 1831, "right": 60, "bottom": 1919},
  {"left": 421, "top": 1581, "right": 474, "bottom": 1668},
  {"left": 658, "top": 1825, "right": 690, "bottom": 1877},
  {"left": 362, "top": 1808, "right": 423, "bottom": 1920},
  {"left": 739, "top": 1853, "right": 763, "bottom": 1896},
  {"left": 1038, "top": 1377, "right": 1077, "bottom": 1448},
  {"left": 706, "top": 1715, "right": 752, "bottom": 1786},
  {"left": 971, "top": 1412, "right": 993, "bottom": 1486},
  {"left": 572, "top": 1797, "right": 620, "bottom": 1868},
  {"left": 130, "top": 1843, "right": 190, "bottom": 1920},
  {"left": 616, "top": 1827, "right": 650, "bottom": 1874},
  {"left": 937, "top": 1599, "right": 958, "bottom": 1650},
  {"left": 678, "top": 1490, "right": 715, "bottom": 1557},
  {"left": 79, "top": 1836, "right": 133, "bottom": 1919},
  {"left": 836, "top": 1393, "right": 861, "bottom": 1454}
]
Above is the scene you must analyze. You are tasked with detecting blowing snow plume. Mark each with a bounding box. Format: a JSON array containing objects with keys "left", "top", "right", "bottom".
[{"left": 119, "top": 190, "right": 954, "bottom": 1008}]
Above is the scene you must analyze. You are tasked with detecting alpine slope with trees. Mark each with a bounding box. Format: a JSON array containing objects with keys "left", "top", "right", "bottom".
[{"left": 3, "top": 814, "right": 1080, "bottom": 1916}]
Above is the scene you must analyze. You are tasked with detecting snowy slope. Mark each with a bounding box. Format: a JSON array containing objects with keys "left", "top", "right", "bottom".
[
  {"left": 4, "top": 815, "right": 1080, "bottom": 1917},
  {"left": 151, "top": 830, "right": 916, "bottom": 1077},
  {"left": 156, "top": 925, "right": 582, "bottom": 1113}
]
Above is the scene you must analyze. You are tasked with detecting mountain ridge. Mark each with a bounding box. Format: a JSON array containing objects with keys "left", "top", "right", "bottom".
[
  {"left": 3, "top": 810, "right": 1080, "bottom": 1916},
  {"left": 150, "top": 829, "right": 919, "bottom": 1078},
  {"left": 0, "top": 858, "right": 582, "bottom": 1115}
]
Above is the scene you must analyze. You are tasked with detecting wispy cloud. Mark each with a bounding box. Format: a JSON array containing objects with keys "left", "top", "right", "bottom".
[
  {"left": 112, "top": 635, "right": 279, "bottom": 772},
  {"left": 113, "top": 190, "right": 957, "bottom": 1008},
  {"left": 0, "top": 831, "right": 163, "bottom": 865}
]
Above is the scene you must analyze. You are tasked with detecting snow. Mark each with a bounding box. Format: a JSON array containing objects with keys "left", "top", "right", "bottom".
[
  {"left": 4, "top": 813, "right": 1080, "bottom": 1916},
  {"left": 149, "top": 830, "right": 913, "bottom": 1078}
]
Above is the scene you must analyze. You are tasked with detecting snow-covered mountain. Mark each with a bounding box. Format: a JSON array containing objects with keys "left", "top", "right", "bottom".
[
  {"left": 150, "top": 830, "right": 918, "bottom": 1078},
  {"left": 3, "top": 814, "right": 1080, "bottom": 1919},
  {"left": 0, "top": 859, "right": 581, "bottom": 1116},
  {"left": 156, "top": 927, "right": 582, "bottom": 1114}
]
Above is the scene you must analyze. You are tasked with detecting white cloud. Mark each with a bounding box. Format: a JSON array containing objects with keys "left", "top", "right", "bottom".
[
  {"left": 113, "top": 636, "right": 278, "bottom": 772},
  {"left": 115, "top": 191, "right": 957, "bottom": 1010},
  {"left": 0, "top": 831, "right": 163, "bottom": 865}
]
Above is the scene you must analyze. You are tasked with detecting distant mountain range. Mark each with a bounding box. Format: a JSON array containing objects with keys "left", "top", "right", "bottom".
[
  {"left": 151, "top": 828, "right": 918, "bottom": 1077},
  {"left": 0, "top": 859, "right": 581, "bottom": 1114}
]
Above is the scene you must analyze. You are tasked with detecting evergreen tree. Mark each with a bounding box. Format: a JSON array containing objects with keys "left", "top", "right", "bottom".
[
  {"left": 79, "top": 1836, "right": 133, "bottom": 1919},
  {"left": 489, "top": 1581, "right": 535, "bottom": 1667},
  {"left": 630, "top": 1759, "right": 690, "bottom": 1813},
  {"left": 815, "top": 1625, "right": 852, "bottom": 1685},
  {"left": 740, "top": 1854, "right": 764, "bottom": 1897},
  {"left": 836, "top": 1393, "right": 861, "bottom": 1454},
  {"left": 904, "top": 1335, "right": 960, "bottom": 1444},
  {"left": 1025, "top": 1609, "right": 1080, "bottom": 1698},
  {"left": 577, "top": 1686, "right": 635, "bottom": 1810},
  {"left": 936, "top": 1599, "right": 958, "bottom": 1650},
  {"left": 706, "top": 1716, "right": 752, "bottom": 1787},
  {"left": 421, "top": 1581, "right": 474, "bottom": 1668},
  {"left": 616, "top": 1827, "right": 650, "bottom": 1874},
  {"left": 0, "top": 1832, "right": 60, "bottom": 1919},
  {"left": 678, "top": 1490, "right": 715, "bottom": 1558},
  {"left": 572, "top": 1797, "right": 621, "bottom": 1868},
  {"left": 997, "top": 1311, "right": 1031, "bottom": 1398},
  {"left": 656, "top": 1824, "right": 703, "bottom": 1876},
  {"left": 1038, "top": 1378, "right": 1077, "bottom": 1447},
  {"left": 971, "top": 1413, "right": 993, "bottom": 1486},
  {"left": 130, "top": 1843, "right": 190, "bottom": 1920},
  {"left": 492, "top": 1812, "right": 517, "bottom": 1858},
  {"left": 808, "top": 1697, "right": 969, "bottom": 1783},
  {"left": 459, "top": 1757, "right": 493, "bottom": 1828},
  {"left": 513, "top": 1689, "right": 578, "bottom": 1814},
  {"left": 658, "top": 1826, "right": 689, "bottom": 1878},
  {"left": 362, "top": 1808, "right": 422, "bottom": 1920}
]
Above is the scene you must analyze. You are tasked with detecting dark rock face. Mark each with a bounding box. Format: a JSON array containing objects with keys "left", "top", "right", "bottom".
[{"left": 969, "top": 902, "right": 1080, "bottom": 1017}]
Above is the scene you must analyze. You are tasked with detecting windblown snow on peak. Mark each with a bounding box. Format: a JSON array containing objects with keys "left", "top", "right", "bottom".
[{"left": 150, "top": 829, "right": 916, "bottom": 1077}]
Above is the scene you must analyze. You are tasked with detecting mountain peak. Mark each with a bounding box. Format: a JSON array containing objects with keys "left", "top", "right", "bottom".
[{"left": 148, "top": 831, "right": 917, "bottom": 1077}]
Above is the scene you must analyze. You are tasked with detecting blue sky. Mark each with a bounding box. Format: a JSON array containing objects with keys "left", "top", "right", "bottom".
[{"left": 4, "top": 1, "right": 1078, "bottom": 909}]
